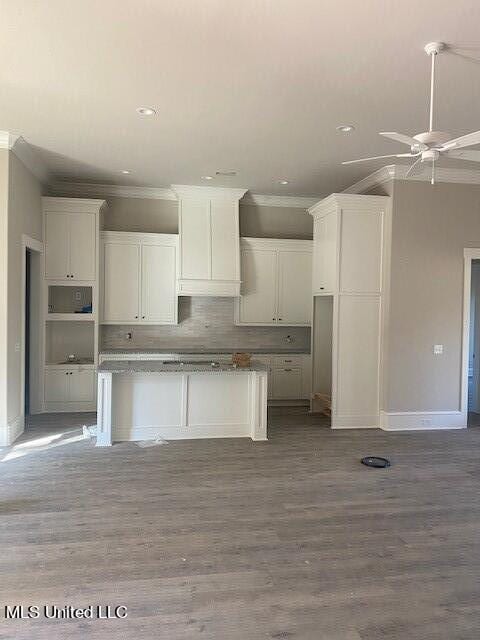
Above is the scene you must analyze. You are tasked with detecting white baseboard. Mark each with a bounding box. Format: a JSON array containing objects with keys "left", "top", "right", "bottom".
[
  {"left": 0, "top": 414, "right": 25, "bottom": 446},
  {"left": 43, "top": 402, "right": 96, "bottom": 413},
  {"left": 380, "top": 411, "right": 466, "bottom": 431},
  {"left": 331, "top": 414, "right": 379, "bottom": 429},
  {"left": 268, "top": 399, "right": 309, "bottom": 407},
  {"left": 113, "top": 422, "right": 253, "bottom": 442}
]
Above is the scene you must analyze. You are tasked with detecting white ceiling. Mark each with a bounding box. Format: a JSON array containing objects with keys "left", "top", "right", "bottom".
[{"left": 1, "top": 0, "right": 480, "bottom": 196}]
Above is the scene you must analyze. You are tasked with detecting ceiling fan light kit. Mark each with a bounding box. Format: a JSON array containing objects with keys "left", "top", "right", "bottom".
[{"left": 343, "top": 41, "right": 480, "bottom": 185}]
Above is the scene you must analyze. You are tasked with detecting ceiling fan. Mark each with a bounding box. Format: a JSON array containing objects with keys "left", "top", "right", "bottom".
[{"left": 342, "top": 42, "right": 480, "bottom": 184}]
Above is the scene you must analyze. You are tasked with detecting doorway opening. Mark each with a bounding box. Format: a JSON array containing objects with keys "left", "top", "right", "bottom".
[
  {"left": 468, "top": 259, "right": 480, "bottom": 427},
  {"left": 24, "top": 249, "right": 31, "bottom": 415},
  {"left": 21, "top": 236, "right": 43, "bottom": 431}
]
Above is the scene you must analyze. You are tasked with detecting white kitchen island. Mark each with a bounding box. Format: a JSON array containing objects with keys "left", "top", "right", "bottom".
[{"left": 96, "top": 359, "right": 268, "bottom": 445}]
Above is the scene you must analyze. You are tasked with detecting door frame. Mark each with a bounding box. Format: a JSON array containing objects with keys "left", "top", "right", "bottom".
[
  {"left": 462, "top": 249, "right": 480, "bottom": 419},
  {"left": 21, "top": 234, "right": 43, "bottom": 419}
]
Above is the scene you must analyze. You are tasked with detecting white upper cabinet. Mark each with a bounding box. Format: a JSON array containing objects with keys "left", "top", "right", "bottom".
[
  {"left": 45, "top": 212, "right": 70, "bottom": 280},
  {"left": 43, "top": 198, "right": 103, "bottom": 281},
  {"left": 339, "top": 209, "right": 383, "bottom": 293},
  {"left": 101, "top": 232, "right": 178, "bottom": 325},
  {"left": 239, "top": 248, "right": 277, "bottom": 324},
  {"left": 173, "top": 185, "right": 247, "bottom": 296},
  {"left": 277, "top": 249, "right": 312, "bottom": 325},
  {"left": 141, "top": 243, "right": 177, "bottom": 323},
  {"left": 312, "top": 211, "right": 338, "bottom": 294},
  {"left": 179, "top": 199, "right": 210, "bottom": 280},
  {"left": 69, "top": 213, "right": 96, "bottom": 281},
  {"left": 103, "top": 241, "right": 140, "bottom": 322},
  {"left": 309, "top": 194, "right": 386, "bottom": 296},
  {"left": 236, "top": 238, "right": 312, "bottom": 326},
  {"left": 210, "top": 199, "right": 239, "bottom": 281}
]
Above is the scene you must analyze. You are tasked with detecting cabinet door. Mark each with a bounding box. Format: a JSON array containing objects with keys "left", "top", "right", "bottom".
[
  {"left": 69, "top": 369, "right": 94, "bottom": 402},
  {"left": 180, "top": 200, "right": 211, "bottom": 280},
  {"left": 277, "top": 250, "right": 312, "bottom": 325},
  {"left": 44, "top": 370, "right": 69, "bottom": 402},
  {"left": 336, "top": 295, "right": 380, "bottom": 417},
  {"left": 239, "top": 249, "right": 277, "bottom": 324},
  {"left": 103, "top": 242, "right": 140, "bottom": 322},
  {"left": 141, "top": 244, "right": 176, "bottom": 323},
  {"left": 70, "top": 213, "right": 96, "bottom": 280},
  {"left": 314, "top": 212, "right": 337, "bottom": 293},
  {"left": 272, "top": 368, "right": 302, "bottom": 399},
  {"left": 45, "top": 213, "right": 70, "bottom": 279},
  {"left": 339, "top": 209, "right": 383, "bottom": 293},
  {"left": 210, "top": 200, "right": 238, "bottom": 281}
]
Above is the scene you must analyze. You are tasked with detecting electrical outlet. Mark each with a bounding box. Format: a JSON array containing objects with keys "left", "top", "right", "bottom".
[
  {"left": 74, "top": 290, "right": 82, "bottom": 301},
  {"left": 125, "top": 332, "right": 132, "bottom": 340},
  {"left": 433, "top": 344, "right": 443, "bottom": 355},
  {"left": 421, "top": 418, "right": 432, "bottom": 427}
]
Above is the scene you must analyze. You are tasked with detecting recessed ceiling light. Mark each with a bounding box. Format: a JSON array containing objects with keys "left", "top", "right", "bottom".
[
  {"left": 136, "top": 106, "right": 156, "bottom": 116},
  {"left": 336, "top": 124, "right": 355, "bottom": 133},
  {"left": 278, "top": 180, "right": 289, "bottom": 185},
  {"left": 202, "top": 175, "right": 213, "bottom": 180},
  {"left": 120, "top": 169, "right": 131, "bottom": 174}
]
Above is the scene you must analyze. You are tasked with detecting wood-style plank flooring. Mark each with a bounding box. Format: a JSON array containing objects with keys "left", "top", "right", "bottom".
[{"left": 1, "top": 409, "right": 480, "bottom": 639}]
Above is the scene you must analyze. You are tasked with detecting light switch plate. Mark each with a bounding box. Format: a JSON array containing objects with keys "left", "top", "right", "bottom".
[{"left": 433, "top": 344, "right": 443, "bottom": 355}]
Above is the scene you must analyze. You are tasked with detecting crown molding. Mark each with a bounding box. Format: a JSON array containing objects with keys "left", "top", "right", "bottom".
[
  {"left": 49, "top": 180, "right": 177, "bottom": 201},
  {"left": 0, "top": 130, "right": 20, "bottom": 149},
  {"left": 242, "top": 193, "right": 320, "bottom": 209},
  {"left": 343, "top": 166, "right": 396, "bottom": 194},
  {"left": 172, "top": 184, "right": 248, "bottom": 201},
  {"left": 308, "top": 192, "right": 389, "bottom": 216},
  {"left": 0, "top": 131, "right": 50, "bottom": 184},
  {"left": 48, "top": 180, "right": 318, "bottom": 208},
  {"left": 11, "top": 137, "right": 50, "bottom": 184},
  {"left": 344, "top": 163, "right": 480, "bottom": 194}
]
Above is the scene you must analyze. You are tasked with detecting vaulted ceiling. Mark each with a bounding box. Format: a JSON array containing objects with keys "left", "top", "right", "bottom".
[{"left": 1, "top": 0, "right": 480, "bottom": 196}]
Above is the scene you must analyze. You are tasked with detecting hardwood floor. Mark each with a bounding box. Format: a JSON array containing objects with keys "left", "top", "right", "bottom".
[{"left": 1, "top": 409, "right": 480, "bottom": 639}]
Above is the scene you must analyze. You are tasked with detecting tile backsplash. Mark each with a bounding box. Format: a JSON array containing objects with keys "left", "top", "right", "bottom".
[{"left": 101, "top": 297, "right": 311, "bottom": 352}]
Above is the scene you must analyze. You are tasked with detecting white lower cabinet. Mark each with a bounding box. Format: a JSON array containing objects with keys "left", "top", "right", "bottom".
[
  {"left": 272, "top": 368, "right": 302, "bottom": 399},
  {"left": 253, "top": 353, "right": 311, "bottom": 401},
  {"left": 44, "top": 367, "right": 95, "bottom": 409}
]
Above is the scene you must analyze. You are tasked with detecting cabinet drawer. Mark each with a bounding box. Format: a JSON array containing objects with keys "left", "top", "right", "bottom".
[{"left": 272, "top": 355, "right": 303, "bottom": 368}]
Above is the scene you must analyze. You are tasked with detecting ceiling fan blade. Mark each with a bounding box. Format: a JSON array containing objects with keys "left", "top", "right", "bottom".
[
  {"left": 441, "top": 130, "right": 480, "bottom": 150},
  {"left": 445, "top": 149, "right": 480, "bottom": 162},
  {"left": 342, "top": 153, "right": 419, "bottom": 166},
  {"left": 379, "top": 132, "right": 428, "bottom": 150},
  {"left": 405, "top": 156, "right": 424, "bottom": 178}
]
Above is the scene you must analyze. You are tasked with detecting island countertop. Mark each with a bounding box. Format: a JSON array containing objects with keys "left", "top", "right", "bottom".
[
  {"left": 98, "top": 359, "right": 269, "bottom": 374},
  {"left": 99, "top": 347, "right": 310, "bottom": 355}
]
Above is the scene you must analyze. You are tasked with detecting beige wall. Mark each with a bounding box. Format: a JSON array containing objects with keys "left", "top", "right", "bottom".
[
  {"left": 385, "top": 180, "right": 480, "bottom": 412},
  {"left": 0, "top": 150, "right": 9, "bottom": 435},
  {"left": 103, "top": 196, "right": 178, "bottom": 233},
  {"left": 101, "top": 197, "right": 313, "bottom": 239},
  {"left": 6, "top": 152, "right": 43, "bottom": 426},
  {"left": 240, "top": 204, "right": 313, "bottom": 239}
]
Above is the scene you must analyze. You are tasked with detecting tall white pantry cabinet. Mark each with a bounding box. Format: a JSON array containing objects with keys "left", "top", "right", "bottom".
[
  {"left": 309, "top": 193, "right": 389, "bottom": 429},
  {"left": 42, "top": 197, "right": 105, "bottom": 412}
]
